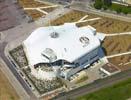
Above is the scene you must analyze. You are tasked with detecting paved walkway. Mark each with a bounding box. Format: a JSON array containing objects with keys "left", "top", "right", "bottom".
[
  {"left": 78, "top": 15, "right": 88, "bottom": 22},
  {"left": 75, "top": 17, "right": 101, "bottom": 24},
  {"left": 36, "top": 8, "right": 48, "bottom": 14},
  {"left": 24, "top": 5, "right": 58, "bottom": 10},
  {"left": 24, "top": 5, "right": 58, "bottom": 15},
  {"left": 106, "top": 51, "right": 131, "bottom": 58},
  {"left": 105, "top": 32, "right": 131, "bottom": 36},
  {"left": 118, "top": 61, "right": 131, "bottom": 66}
]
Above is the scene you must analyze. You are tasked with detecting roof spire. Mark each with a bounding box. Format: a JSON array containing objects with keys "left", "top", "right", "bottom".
[{"left": 50, "top": 32, "right": 59, "bottom": 38}]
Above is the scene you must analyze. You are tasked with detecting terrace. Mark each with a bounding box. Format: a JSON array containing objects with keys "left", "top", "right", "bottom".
[
  {"left": 100, "top": 63, "right": 120, "bottom": 76},
  {"left": 9, "top": 45, "right": 28, "bottom": 68},
  {"left": 9, "top": 45, "right": 64, "bottom": 95},
  {"left": 23, "top": 67, "right": 64, "bottom": 94},
  {"left": 36, "top": 65, "right": 53, "bottom": 72}
]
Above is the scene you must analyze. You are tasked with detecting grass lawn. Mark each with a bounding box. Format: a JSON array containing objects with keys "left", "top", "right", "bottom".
[
  {"left": 77, "top": 78, "right": 131, "bottom": 100},
  {"left": 94, "top": 0, "right": 131, "bottom": 14},
  {"left": 110, "top": 3, "right": 131, "bottom": 14}
]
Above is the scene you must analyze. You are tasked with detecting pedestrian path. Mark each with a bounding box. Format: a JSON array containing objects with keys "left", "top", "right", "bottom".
[
  {"left": 106, "top": 51, "right": 131, "bottom": 58},
  {"left": 105, "top": 32, "right": 131, "bottom": 37},
  {"left": 24, "top": 5, "right": 58, "bottom": 15}
]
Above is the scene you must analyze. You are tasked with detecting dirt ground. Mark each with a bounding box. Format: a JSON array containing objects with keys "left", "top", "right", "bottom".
[
  {"left": 108, "top": 55, "right": 131, "bottom": 71},
  {"left": 18, "top": 0, "right": 50, "bottom": 8},
  {"left": 18, "top": 0, "right": 57, "bottom": 20},
  {"left": 102, "top": 35, "right": 131, "bottom": 70},
  {"left": 79, "top": 16, "right": 131, "bottom": 34},
  {"left": 102, "top": 35, "right": 131, "bottom": 55},
  {"left": 0, "top": 67, "right": 19, "bottom": 100},
  {"left": 51, "top": 10, "right": 131, "bottom": 34},
  {"left": 25, "top": 10, "right": 45, "bottom": 20}
]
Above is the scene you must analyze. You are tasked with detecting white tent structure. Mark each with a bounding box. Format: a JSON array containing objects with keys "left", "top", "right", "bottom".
[{"left": 23, "top": 23, "right": 105, "bottom": 80}]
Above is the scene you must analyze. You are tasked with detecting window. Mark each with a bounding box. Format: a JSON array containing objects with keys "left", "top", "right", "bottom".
[{"left": 90, "top": 54, "right": 98, "bottom": 60}]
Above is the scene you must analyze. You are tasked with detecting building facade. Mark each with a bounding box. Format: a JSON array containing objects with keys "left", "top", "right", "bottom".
[{"left": 23, "top": 23, "right": 105, "bottom": 80}]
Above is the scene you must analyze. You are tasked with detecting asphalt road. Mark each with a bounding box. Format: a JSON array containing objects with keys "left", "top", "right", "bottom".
[
  {"left": 70, "top": 2, "right": 131, "bottom": 22},
  {"left": 0, "top": 42, "right": 37, "bottom": 100},
  {"left": 53, "top": 69, "right": 131, "bottom": 100}
]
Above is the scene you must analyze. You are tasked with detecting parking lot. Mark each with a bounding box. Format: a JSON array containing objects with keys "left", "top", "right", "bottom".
[{"left": 0, "top": 0, "right": 28, "bottom": 31}]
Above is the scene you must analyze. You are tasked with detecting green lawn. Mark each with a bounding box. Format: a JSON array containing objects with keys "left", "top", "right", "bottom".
[
  {"left": 110, "top": 3, "right": 131, "bottom": 14},
  {"left": 94, "top": 0, "right": 131, "bottom": 14},
  {"left": 77, "top": 78, "right": 131, "bottom": 100}
]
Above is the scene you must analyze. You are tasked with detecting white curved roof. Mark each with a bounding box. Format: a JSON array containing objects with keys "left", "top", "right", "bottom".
[{"left": 24, "top": 23, "right": 101, "bottom": 66}]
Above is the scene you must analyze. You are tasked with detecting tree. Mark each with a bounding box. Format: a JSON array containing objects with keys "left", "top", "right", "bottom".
[
  {"left": 116, "top": 7, "right": 122, "bottom": 13},
  {"left": 122, "top": 7, "right": 129, "bottom": 14},
  {"left": 103, "top": 5, "right": 108, "bottom": 10},
  {"left": 103, "top": 0, "right": 112, "bottom": 7},
  {"left": 94, "top": 0, "right": 103, "bottom": 9}
]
